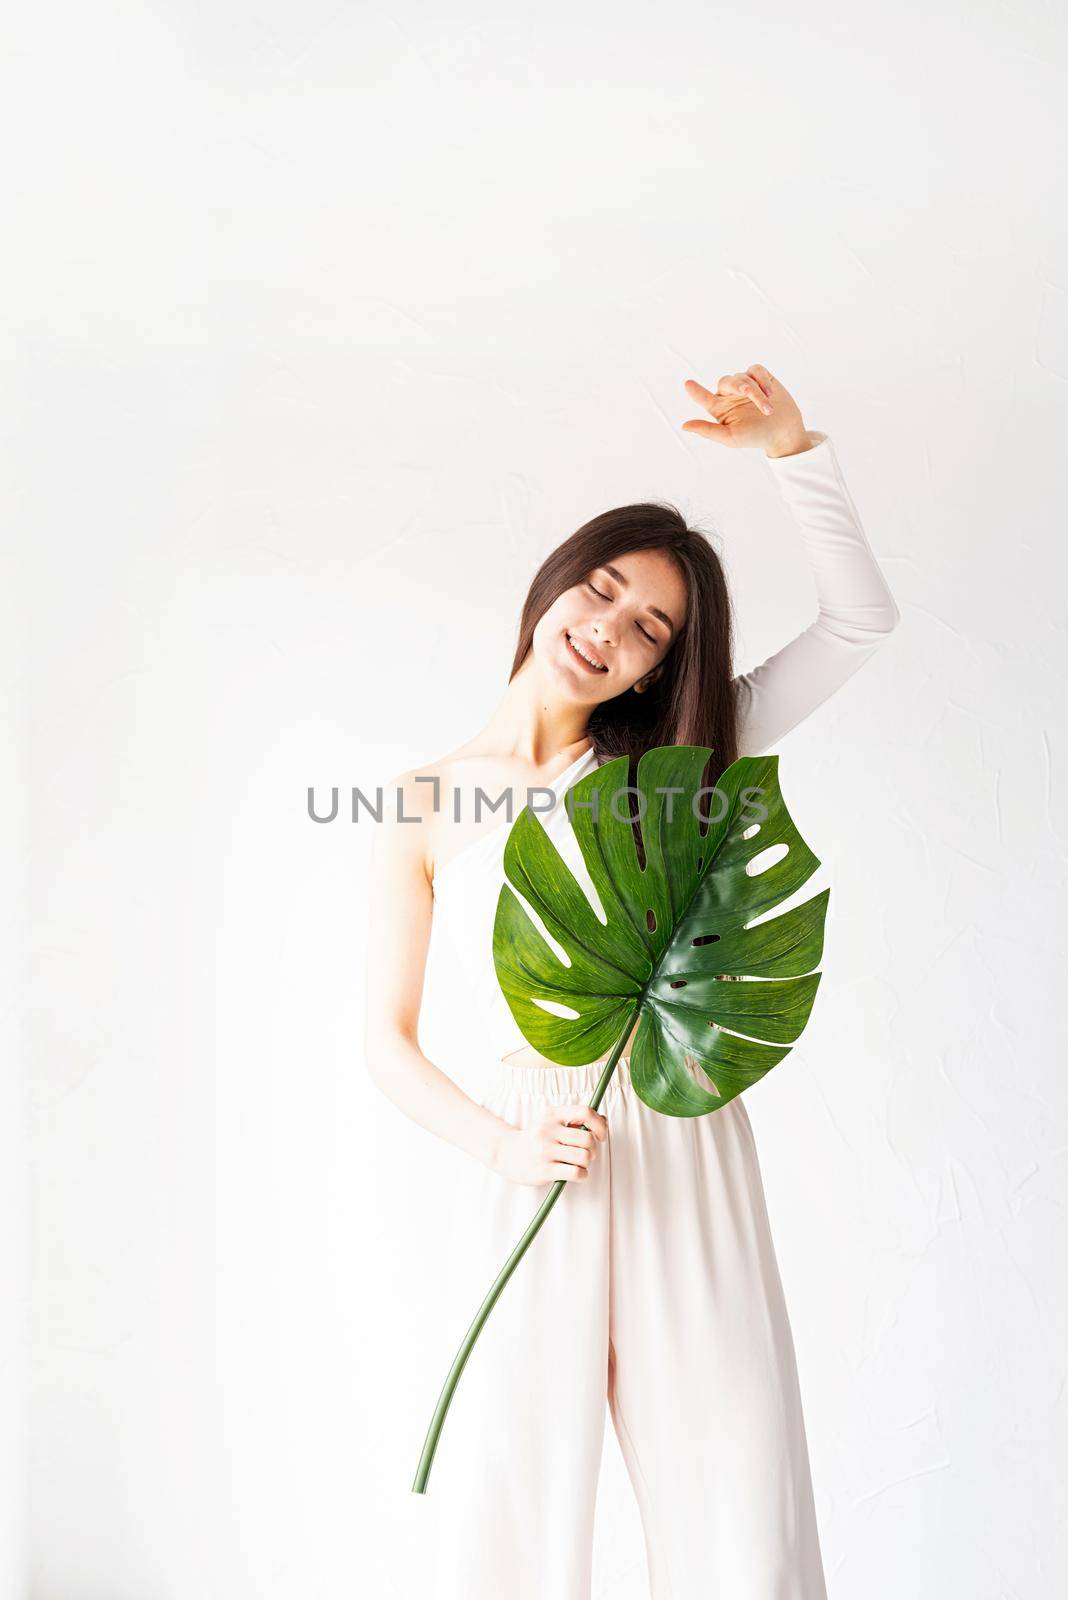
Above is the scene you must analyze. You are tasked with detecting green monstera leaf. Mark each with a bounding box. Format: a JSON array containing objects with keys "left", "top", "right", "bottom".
[
  {"left": 492, "top": 743, "right": 828, "bottom": 1116},
  {"left": 412, "top": 743, "right": 828, "bottom": 1496}
]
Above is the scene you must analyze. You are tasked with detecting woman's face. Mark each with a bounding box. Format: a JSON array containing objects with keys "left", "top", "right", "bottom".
[{"left": 532, "top": 548, "right": 688, "bottom": 704}]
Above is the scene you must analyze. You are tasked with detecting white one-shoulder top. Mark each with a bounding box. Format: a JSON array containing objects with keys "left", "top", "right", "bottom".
[{"left": 430, "top": 430, "right": 901, "bottom": 1063}]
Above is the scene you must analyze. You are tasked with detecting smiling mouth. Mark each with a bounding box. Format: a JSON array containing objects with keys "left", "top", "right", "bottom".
[{"left": 565, "top": 631, "right": 609, "bottom": 672}]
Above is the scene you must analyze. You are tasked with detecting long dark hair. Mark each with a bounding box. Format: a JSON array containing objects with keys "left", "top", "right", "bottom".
[{"left": 509, "top": 501, "right": 740, "bottom": 787}]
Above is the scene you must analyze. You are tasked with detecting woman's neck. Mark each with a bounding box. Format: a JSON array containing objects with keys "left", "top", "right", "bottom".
[{"left": 478, "top": 657, "right": 591, "bottom": 766}]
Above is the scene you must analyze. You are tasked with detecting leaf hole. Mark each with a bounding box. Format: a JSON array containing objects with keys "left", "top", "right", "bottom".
[
  {"left": 684, "top": 1051, "right": 719, "bottom": 1096},
  {"left": 531, "top": 998, "right": 581, "bottom": 1021},
  {"left": 669, "top": 978, "right": 688, "bottom": 989},
  {"left": 747, "top": 842, "right": 788, "bottom": 875},
  {"left": 646, "top": 908, "right": 656, "bottom": 932},
  {"left": 692, "top": 932, "right": 720, "bottom": 947}
]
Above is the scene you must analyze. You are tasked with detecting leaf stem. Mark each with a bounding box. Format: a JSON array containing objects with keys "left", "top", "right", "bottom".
[{"left": 411, "top": 999, "right": 643, "bottom": 1494}]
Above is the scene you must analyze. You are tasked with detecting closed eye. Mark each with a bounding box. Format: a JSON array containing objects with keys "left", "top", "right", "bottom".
[{"left": 585, "top": 580, "right": 657, "bottom": 644}]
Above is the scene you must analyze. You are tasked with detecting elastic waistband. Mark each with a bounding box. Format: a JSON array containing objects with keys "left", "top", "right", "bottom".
[{"left": 494, "top": 1054, "right": 632, "bottom": 1102}]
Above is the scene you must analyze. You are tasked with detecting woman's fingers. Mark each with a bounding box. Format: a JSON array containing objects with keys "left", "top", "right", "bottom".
[
  {"left": 683, "top": 376, "right": 721, "bottom": 410},
  {"left": 553, "top": 1106, "right": 607, "bottom": 1173},
  {"left": 685, "top": 370, "right": 774, "bottom": 417},
  {"left": 724, "top": 371, "right": 773, "bottom": 414},
  {"left": 561, "top": 1107, "right": 607, "bottom": 1144},
  {"left": 682, "top": 377, "right": 729, "bottom": 442},
  {"left": 747, "top": 363, "right": 775, "bottom": 399},
  {"left": 681, "top": 416, "right": 729, "bottom": 442},
  {"left": 557, "top": 1130, "right": 596, "bottom": 1161}
]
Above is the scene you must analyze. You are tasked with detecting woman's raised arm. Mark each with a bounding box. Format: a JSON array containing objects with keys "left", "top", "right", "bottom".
[{"left": 732, "top": 430, "right": 902, "bottom": 756}]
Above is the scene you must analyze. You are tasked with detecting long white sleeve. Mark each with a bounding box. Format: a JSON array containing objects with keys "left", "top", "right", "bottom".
[{"left": 732, "top": 429, "right": 902, "bottom": 757}]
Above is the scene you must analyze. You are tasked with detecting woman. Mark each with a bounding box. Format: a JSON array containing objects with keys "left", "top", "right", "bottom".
[{"left": 365, "top": 365, "right": 901, "bottom": 1599}]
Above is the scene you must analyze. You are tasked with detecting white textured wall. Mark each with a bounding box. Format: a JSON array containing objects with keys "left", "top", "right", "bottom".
[{"left": 11, "top": 2, "right": 1067, "bottom": 1597}]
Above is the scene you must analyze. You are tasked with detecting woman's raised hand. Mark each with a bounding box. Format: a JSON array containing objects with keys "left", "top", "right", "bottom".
[
  {"left": 492, "top": 1104, "right": 609, "bottom": 1188},
  {"left": 682, "top": 366, "right": 807, "bottom": 455}
]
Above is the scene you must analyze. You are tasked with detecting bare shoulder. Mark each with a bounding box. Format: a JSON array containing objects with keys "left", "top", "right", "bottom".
[
  {"left": 379, "top": 740, "right": 484, "bottom": 819},
  {"left": 374, "top": 742, "right": 485, "bottom": 879},
  {"left": 372, "top": 760, "right": 433, "bottom": 881}
]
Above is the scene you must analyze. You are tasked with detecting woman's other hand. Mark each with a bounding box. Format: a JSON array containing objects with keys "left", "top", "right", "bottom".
[
  {"left": 682, "top": 366, "right": 809, "bottom": 457},
  {"left": 492, "top": 1104, "right": 608, "bottom": 1188}
]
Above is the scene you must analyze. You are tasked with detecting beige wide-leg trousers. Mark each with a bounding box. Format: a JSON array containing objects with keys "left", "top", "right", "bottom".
[{"left": 424, "top": 1054, "right": 828, "bottom": 1600}]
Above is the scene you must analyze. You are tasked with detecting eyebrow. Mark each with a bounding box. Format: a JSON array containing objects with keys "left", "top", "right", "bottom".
[{"left": 601, "top": 564, "right": 677, "bottom": 637}]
